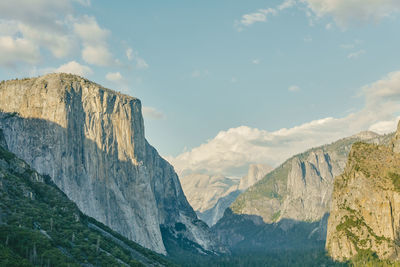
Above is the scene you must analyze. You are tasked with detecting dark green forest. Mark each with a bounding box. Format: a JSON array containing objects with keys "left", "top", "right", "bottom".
[{"left": 0, "top": 143, "right": 173, "bottom": 267}]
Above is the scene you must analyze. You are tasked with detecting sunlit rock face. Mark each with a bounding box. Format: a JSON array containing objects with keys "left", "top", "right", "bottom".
[
  {"left": 212, "top": 132, "right": 394, "bottom": 253},
  {"left": 180, "top": 164, "right": 272, "bottom": 226},
  {"left": 327, "top": 126, "right": 400, "bottom": 262},
  {"left": 0, "top": 73, "right": 224, "bottom": 255}
]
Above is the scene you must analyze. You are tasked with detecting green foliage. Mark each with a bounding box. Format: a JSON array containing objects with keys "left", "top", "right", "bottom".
[
  {"left": 231, "top": 161, "right": 289, "bottom": 213},
  {"left": 0, "top": 145, "right": 15, "bottom": 162},
  {"left": 271, "top": 211, "right": 281, "bottom": 222},
  {"left": 388, "top": 172, "right": 400, "bottom": 191},
  {"left": 0, "top": 147, "right": 173, "bottom": 266},
  {"left": 336, "top": 212, "right": 390, "bottom": 252},
  {"left": 350, "top": 249, "right": 400, "bottom": 267},
  {"left": 172, "top": 249, "right": 347, "bottom": 267}
]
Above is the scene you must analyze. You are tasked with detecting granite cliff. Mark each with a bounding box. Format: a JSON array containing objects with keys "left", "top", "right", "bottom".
[
  {"left": 0, "top": 73, "right": 224, "bottom": 255},
  {"left": 180, "top": 164, "right": 272, "bottom": 226},
  {"left": 326, "top": 123, "right": 400, "bottom": 262},
  {"left": 212, "top": 131, "right": 393, "bottom": 252},
  {"left": 230, "top": 131, "right": 390, "bottom": 224},
  {"left": 0, "top": 129, "right": 173, "bottom": 266}
]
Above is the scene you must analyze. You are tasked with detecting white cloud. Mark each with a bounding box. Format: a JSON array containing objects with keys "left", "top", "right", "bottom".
[
  {"left": 73, "top": 15, "right": 109, "bottom": 45},
  {"left": 126, "top": 48, "right": 134, "bottom": 60},
  {"left": 136, "top": 58, "right": 149, "bottom": 69},
  {"left": 369, "top": 119, "right": 399, "bottom": 134},
  {"left": 0, "top": 1, "right": 74, "bottom": 27},
  {"left": 125, "top": 47, "right": 149, "bottom": 69},
  {"left": 0, "top": 0, "right": 136, "bottom": 70},
  {"left": 278, "top": 0, "right": 296, "bottom": 10},
  {"left": 72, "top": 15, "right": 116, "bottom": 66},
  {"left": 241, "top": 8, "right": 277, "bottom": 26},
  {"left": 168, "top": 70, "right": 400, "bottom": 177},
  {"left": 301, "top": 0, "right": 400, "bottom": 28},
  {"left": 0, "top": 0, "right": 85, "bottom": 64},
  {"left": 82, "top": 45, "right": 114, "bottom": 66},
  {"left": 18, "top": 23, "right": 74, "bottom": 58},
  {"left": 142, "top": 106, "right": 165, "bottom": 120},
  {"left": 105, "top": 72, "right": 133, "bottom": 93},
  {"left": 252, "top": 59, "right": 261, "bottom": 64},
  {"left": 236, "top": 0, "right": 400, "bottom": 30},
  {"left": 235, "top": 0, "right": 295, "bottom": 30},
  {"left": 0, "top": 36, "right": 40, "bottom": 67},
  {"left": 106, "top": 72, "right": 123, "bottom": 82},
  {"left": 347, "top": 49, "right": 366, "bottom": 59},
  {"left": 288, "top": 85, "right": 300, "bottom": 92},
  {"left": 55, "top": 61, "right": 92, "bottom": 76}
]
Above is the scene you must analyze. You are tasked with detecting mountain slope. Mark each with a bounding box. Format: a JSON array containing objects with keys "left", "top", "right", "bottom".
[
  {"left": 180, "top": 164, "right": 272, "bottom": 226},
  {"left": 0, "top": 73, "right": 224, "bottom": 256},
  {"left": 212, "top": 131, "right": 393, "bottom": 252},
  {"left": 180, "top": 174, "right": 240, "bottom": 214},
  {"left": 231, "top": 131, "right": 391, "bottom": 223},
  {"left": 326, "top": 124, "right": 400, "bottom": 262},
  {"left": 0, "top": 129, "right": 173, "bottom": 267}
]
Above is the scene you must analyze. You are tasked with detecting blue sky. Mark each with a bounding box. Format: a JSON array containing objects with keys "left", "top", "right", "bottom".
[{"left": 1, "top": 0, "right": 400, "bottom": 177}]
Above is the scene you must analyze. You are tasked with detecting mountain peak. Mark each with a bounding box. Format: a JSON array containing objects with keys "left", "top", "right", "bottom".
[
  {"left": 350, "top": 130, "right": 380, "bottom": 140},
  {"left": 0, "top": 75, "right": 224, "bottom": 256}
]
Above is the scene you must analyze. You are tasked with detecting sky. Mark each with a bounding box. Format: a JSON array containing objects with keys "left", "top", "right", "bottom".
[{"left": 1, "top": 0, "right": 400, "bottom": 177}]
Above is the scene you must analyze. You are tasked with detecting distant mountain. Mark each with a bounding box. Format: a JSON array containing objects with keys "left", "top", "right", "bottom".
[
  {"left": 0, "top": 130, "right": 173, "bottom": 266},
  {"left": 213, "top": 131, "right": 393, "bottom": 252},
  {"left": 326, "top": 123, "right": 400, "bottom": 262},
  {"left": 180, "top": 164, "right": 272, "bottom": 226},
  {"left": 231, "top": 131, "right": 390, "bottom": 223},
  {"left": 180, "top": 174, "right": 240, "bottom": 213},
  {"left": 0, "top": 73, "right": 225, "bottom": 256}
]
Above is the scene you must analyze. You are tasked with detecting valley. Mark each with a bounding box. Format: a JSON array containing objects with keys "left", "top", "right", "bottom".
[{"left": 1, "top": 73, "right": 400, "bottom": 266}]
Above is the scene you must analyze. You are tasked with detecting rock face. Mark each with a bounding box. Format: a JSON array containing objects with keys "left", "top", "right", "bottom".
[
  {"left": 0, "top": 132, "right": 173, "bottom": 266},
  {"left": 0, "top": 73, "right": 223, "bottom": 255},
  {"left": 211, "top": 132, "right": 394, "bottom": 253},
  {"left": 326, "top": 132, "right": 400, "bottom": 261},
  {"left": 237, "top": 164, "right": 273, "bottom": 191},
  {"left": 180, "top": 164, "right": 272, "bottom": 226},
  {"left": 180, "top": 174, "right": 240, "bottom": 213},
  {"left": 230, "top": 132, "right": 391, "bottom": 224}
]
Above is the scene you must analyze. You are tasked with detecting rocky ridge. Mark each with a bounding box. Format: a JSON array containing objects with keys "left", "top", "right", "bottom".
[
  {"left": 0, "top": 73, "right": 224, "bottom": 255},
  {"left": 230, "top": 131, "right": 392, "bottom": 224},
  {"left": 210, "top": 131, "right": 394, "bottom": 253},
  {"left": 326, "top": 123, "right": 400, "bottom": 261}
]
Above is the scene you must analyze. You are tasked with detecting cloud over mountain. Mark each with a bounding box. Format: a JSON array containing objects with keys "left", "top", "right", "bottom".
[{"left": 169, "top": 70, "right": 400, "bottom": 177}]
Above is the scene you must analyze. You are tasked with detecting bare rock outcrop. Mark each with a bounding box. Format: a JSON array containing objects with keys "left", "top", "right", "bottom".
[
  {"left": 0, "top": 73, "right": 224, "bottom": 255},
  {"left": 326, "top": 132, "right": 400, "bottom": 261}
]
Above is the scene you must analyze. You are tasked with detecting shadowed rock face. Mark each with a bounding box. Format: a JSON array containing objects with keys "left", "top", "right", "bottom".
[
  {"left": 0, "top": 73, "right": 223, "bottom": 255},
  {"left": 327, "top": 127, "right": 400, "bottom": 262},
  {"left": 211, "top": 208, "right": 328, "bottom": 253}
]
